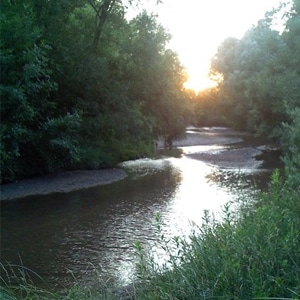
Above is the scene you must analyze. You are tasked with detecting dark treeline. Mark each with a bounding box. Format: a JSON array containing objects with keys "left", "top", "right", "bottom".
[
  {"left": 0, "top": 0, "right": 189, "bottom": 182},
  {"left": 190, "top": 0, "right": 300, "bottom": 173}
]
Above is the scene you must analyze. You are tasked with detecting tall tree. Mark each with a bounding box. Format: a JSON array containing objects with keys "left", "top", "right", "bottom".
[
  {"left": 88, "top": 0, "right": 124, "bottom": 53},
  {"left": 1, "top": 0, "right": 189, "bottom": 181},
  {"left": 210, "top": 0, "right": 300, "bottom": 137}
]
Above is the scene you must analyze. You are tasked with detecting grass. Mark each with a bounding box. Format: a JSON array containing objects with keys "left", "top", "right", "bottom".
[
  {"left": 133, "top": 169, "right": 300, "bottom": 299},
  {"left": 0, "top": 262, "right": 130, "bottom": 300},
  {"left": 1, "top": 170, "right": 300, "bottom": 299}
]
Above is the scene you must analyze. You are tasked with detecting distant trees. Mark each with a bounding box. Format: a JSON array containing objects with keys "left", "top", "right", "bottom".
[
  {"left": 210, "top": 0, "right": 300, "bottom": 142},
  {"left": 0, "top": 0, "right": 188, "bottom": 182},
  {"left": 187, "top": 0, "right": 300, "bottom": 176}
]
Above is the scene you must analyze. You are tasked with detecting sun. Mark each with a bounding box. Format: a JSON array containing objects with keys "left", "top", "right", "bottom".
[
  {"left": 184, "top": 72, "right": 217, "bottom": 94},
  {"left": 177, "top": 50, "right": 218, "bottom": 94}
]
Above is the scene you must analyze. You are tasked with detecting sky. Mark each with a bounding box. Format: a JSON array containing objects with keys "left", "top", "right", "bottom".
[{"left": 140, "top": 0, "right": 283, "bottom": 92}]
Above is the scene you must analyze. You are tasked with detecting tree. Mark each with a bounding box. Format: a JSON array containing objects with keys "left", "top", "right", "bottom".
[
  {"left": 88, "top": 0, "right": 122, "bottom": 53},
  {"left": 1, "top": 0, "right": 189, "bottom": 181},
  {"left": 210, "top": 0, "right": 300, "bottom": 138},
  {"left": 126, "top": 12, "right": 188, "bottom": 148},
  {"left": 0, "top": 1, "right": 57, "bottom": 180}
]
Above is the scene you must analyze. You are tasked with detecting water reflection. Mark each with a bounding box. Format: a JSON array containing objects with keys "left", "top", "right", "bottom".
[{"left": 1, "top": 144, "right": 279, "bottom": 290}]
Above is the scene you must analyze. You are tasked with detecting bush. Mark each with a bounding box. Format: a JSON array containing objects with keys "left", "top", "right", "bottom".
[{"left": 281, "top": 108, "right": 300, "bottom": 184}]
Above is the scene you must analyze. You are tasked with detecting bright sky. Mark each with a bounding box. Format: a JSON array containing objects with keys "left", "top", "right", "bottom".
[{"left": 142, "top": 0, "right": 283, "bottom": 93}]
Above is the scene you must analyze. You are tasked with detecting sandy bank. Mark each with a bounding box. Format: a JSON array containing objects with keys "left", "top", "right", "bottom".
[
  {"left": 157, "top": 127, "right": 248, "bottom": 148},
  {"left": 1, "top": 127, "right": 267, "bottom": 201},
  {"left": 0, "top": 169, "right": 127, "bottom": 201}
]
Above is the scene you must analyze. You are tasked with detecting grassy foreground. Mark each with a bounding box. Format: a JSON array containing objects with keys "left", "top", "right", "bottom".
[
  {"left": 133, "top": 169, "right": 300, "bottom": 299},
  {"left": 1, "top": 169, "right": 300, "bottom": 299}
]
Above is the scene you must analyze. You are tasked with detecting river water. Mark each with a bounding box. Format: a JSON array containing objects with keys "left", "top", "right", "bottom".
[{"left": 0, "top": 128, "right": 281, "bottom": 290}]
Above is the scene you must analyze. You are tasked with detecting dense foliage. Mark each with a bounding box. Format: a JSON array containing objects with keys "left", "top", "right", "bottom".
[
  {"left": 0, "top": 0, "right": 188, "bottom": 182},
  {"left": 192, "top": 0, "right": 300, "bottom": 144}
]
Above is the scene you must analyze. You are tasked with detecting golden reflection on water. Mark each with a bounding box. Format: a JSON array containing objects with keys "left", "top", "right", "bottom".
[{"left": 166, "top": 157, "right": 232, "bottom": 226}]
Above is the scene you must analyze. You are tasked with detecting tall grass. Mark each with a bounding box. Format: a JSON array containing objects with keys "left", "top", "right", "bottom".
[
  {"left": 0, "top": 263, "right": 123, "bottom": 300},
  {"left": 133, "top": 169, "right": 300, "bottom": 299}
]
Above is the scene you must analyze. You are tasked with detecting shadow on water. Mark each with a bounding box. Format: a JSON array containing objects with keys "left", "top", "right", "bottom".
[{"left": 0, "top": 128, "right": 283, "bottom": 290}]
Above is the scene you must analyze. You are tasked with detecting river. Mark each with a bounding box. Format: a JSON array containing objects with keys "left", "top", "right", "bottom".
[{"left": 0, "top": 127, "right": 281, "bottom": 291}]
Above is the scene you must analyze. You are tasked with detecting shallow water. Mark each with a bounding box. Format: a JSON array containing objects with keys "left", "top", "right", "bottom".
[{"left": 0, "top": 129, "right": 281, "bottom": 290}]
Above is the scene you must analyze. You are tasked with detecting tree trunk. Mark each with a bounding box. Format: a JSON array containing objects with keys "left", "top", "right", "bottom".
[{"left": 89, "top": 0, "right": 114, "bottom": 53}]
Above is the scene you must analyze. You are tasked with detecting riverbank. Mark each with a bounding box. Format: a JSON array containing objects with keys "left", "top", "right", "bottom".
[
  {"left": 0, "top": 127, "right": 270, "bottom": 201},
  {"left": 157, "top": 126, "right": 247, "bottom": 148},
  {"left": 162, "top": 127, "right": 275, "bottom": 170},
  {"left": 0, "top": 169, "right": 127, "bottom": 201}
]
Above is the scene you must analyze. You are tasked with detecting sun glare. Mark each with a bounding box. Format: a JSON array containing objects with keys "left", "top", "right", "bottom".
[
  {"left": 150, "top": 0, "right": 282, "bottom": 95},
  {"left": 184, "top": 70, "right": 217, "bottom": 94},
  {"left": 184, "top": 76, "right": 216, "bottom": 94}
]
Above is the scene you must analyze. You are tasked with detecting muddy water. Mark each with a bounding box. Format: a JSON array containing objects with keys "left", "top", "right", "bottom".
[{"left": 0, "top": 128, "right": 281, "bottom": 290}]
